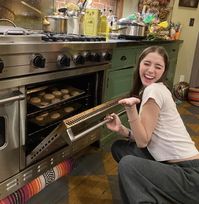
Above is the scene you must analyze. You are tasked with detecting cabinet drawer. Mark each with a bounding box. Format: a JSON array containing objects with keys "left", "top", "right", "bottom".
[{"left": 111, "top": 47, "right": 137, "bottom": 69}]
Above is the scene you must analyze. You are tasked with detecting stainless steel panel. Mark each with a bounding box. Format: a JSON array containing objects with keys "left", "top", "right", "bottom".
[
  {"left": 0, "top": 63, "right": 110, "bottom": 90},
  {"left": 0, "top": 88, "right": 25, "bottom": 182},
  {"left": 0, "top": 42, "right": 116, "bottom": 55},
  {"left": 0, "top": 144, "right": 73, "bottom": 199}
]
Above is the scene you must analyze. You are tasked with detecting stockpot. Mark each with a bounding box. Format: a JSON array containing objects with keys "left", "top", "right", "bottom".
[{"left": 43, "top": 15, "right": 68, "bottom": 33}]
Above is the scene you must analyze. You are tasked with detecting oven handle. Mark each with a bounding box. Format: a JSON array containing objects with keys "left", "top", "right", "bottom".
[
  {"left": 0, "top": 91, "right": 25, "bottom": 104},
  {"left": 66, "top": 109, "right": 126, "bottom": 143}
]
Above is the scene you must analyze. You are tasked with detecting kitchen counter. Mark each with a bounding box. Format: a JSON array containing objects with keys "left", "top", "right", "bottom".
[
  {"left": 0, "top": 36, "right": 183, "bottom": 54},
  {"left": 108, "top": 39, "right": 183, "bottom": 47}
]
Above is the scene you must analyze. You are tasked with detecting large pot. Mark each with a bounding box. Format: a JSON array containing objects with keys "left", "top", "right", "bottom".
[
  {"left": 43, "top": 15, "right": 68, "bottom": 33},
  {"left": 115, "top": 22, "right": 146, "bottom": 37}
]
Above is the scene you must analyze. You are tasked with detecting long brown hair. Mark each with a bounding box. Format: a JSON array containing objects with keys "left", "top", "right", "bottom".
[{"left": 130, "top": 46, "right": 170, "bottom": 97}]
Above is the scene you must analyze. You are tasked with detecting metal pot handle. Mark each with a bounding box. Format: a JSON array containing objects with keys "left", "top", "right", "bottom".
[
  {"left": 111, "top": 26, "right": 127, "bottom": 32},
  {"left": 0, "top": 19, "right": 16, "bottom": 27}
]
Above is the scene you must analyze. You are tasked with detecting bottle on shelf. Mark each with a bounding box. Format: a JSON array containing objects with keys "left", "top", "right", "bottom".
[{"left": 98, "top": 8, "right": 108, "bottom": 36}]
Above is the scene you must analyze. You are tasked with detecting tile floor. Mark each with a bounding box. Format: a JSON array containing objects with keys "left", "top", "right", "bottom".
[{"left": 27, "top": 101, "right": 199, "bottom": 204}]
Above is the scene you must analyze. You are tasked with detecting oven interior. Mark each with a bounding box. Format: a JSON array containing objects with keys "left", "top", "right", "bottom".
[{"left": 26, "top": 71, "right": 104, "bottom": 159}]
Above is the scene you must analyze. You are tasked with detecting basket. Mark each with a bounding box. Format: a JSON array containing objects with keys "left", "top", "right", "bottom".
[{"left": 188, "top": 87, "right": 199, "bottom": 106}]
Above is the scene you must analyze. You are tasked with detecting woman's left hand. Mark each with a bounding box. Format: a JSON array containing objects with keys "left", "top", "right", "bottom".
[{"left": 118, "top": 97, "right": 140, "bottom": 107}]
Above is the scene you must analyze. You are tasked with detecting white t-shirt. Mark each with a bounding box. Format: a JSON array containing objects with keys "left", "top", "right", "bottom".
[{"left": 140, "top": 82, "right": 199, "bottom": 161}]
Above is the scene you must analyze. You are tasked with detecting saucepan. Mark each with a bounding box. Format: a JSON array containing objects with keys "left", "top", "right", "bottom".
[{"left": 113, "top": 22, "right": 146, "bottom": 37}]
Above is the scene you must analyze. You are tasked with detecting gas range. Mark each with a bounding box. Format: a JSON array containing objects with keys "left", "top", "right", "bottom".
[{"left": 0, "top": 32, "right": 113, "bottom": 82}]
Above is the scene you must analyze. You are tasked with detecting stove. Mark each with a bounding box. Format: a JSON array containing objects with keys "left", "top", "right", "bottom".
[
  {"left": 41, "top": 33, "right": 106, "bottom": 42},
  {"left": 0, "top": 32, "right": 113, "bottom": 81},
  {"left": 0, "top": 29, "right": 127, "bottom": 199}
]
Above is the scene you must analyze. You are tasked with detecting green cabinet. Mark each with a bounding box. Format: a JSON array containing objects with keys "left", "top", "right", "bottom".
[
  {"left": 104, "top": 68, "right": 135, "bottom": 101},
  {"left": 101, "top": 47, "right": 136, "bottom": 144}
]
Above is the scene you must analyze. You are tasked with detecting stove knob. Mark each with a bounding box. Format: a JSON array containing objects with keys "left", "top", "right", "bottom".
[
  {"left": 32, "top": 54, "right": 46, "bottom": 68},
  {"left": 0, "top": 58, "right": 4, "bottom": 73},
  {"left": 91, "top": 52, "right": 101, "bottom": 62},
  {"left": 73, "top": 54, "right": 85, "bottom": 65},
  {"left": 57, "top": 54, "right": 70, "bottom": 67},
  {"left": 82, "top": 51, "right": 92, "bottom": 61},
  {"left": 102, "top": 52, "right": 112, "bottom": 61}
]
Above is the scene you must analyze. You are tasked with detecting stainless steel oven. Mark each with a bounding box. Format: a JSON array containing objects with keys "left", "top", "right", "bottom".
[{"left": 0, "top": 34, "right": 125, "bottom": 199}]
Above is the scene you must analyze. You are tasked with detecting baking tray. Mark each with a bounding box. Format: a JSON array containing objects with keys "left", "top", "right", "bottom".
[
  {"left": 27, "top": 85, "right": 85, "bottom": 109},
  {"left": 30, "top": 103, "right": 81, "bottom": 126}
]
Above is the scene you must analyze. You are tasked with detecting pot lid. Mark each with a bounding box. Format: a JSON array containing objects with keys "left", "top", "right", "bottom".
[{"left": 0, "top": 26, "right": 29, "bottom": 35}]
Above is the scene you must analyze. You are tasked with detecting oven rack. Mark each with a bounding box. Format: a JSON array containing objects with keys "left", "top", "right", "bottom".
[{"left": 27, "top": 94, "right": 91, "bottom": 117}]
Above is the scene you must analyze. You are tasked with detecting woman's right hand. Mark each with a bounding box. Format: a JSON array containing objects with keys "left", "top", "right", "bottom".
[{"left": 105, "top": 113, "right": 122, "bottom": 132}]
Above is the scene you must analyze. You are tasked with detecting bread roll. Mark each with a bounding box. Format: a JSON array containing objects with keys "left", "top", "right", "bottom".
[
  {"left": 63, "top": 94, "right": 70, "bottom": 100},
  {"left": 30, "top": 97, "right": 41, "bottom": 104},
  {"left": 40, "top": 101, "right": 49, "bottom": 106},
  {"left": 52, "top": 90, "right": 62, "bottom": 97},
  {"left": 44, "top": 93, "right": 55, "bottom": 101},
  {"left": 64, "top": 106, "right": 75, "bottom": 113},
  {"left": 61, "top": 88, "right": 69, "bottom": 94},
  {"left": 38, "top": 91, "right": 45, "bottom": 96},
  {"left": 40, "top": 112, "right": 49, "bottom": 118},
  {"left": 35, "top": 115, "right": 44, "bottom": 122},
  {"left": 71, "top": 90, "right": 80, "bottom": 96},
  {"left": 50, "top": 112, "right": 61, "bottom": 120},
  {"left": 52, "top": 98, "right": 61, "bottom": 103}
]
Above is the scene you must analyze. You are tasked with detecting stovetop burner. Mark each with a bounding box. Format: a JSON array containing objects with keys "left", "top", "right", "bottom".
[{"left": 41, "top": 33, "right": 106, "bottom": 42}]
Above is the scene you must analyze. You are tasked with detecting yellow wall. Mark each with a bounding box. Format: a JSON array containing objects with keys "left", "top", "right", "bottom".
[{"left": 123, "top": 0, "right": 199, "bottom": 84}]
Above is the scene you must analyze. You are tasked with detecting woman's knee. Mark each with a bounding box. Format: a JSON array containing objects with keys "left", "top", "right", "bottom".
[{"left": 118, "top": 155, "right": 142, "bottom": 176}]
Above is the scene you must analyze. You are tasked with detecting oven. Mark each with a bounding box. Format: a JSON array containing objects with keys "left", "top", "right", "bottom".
[{"left": 0, "top": 34, "right": 125, "bottom": 199}]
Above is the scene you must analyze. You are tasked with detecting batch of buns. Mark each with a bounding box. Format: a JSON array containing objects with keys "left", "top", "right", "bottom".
[
  {"left": 32, "top": 105, "right": 76, "bottom": 126},
  {"left": 29, "top": 86, "right": 82, "bottom": 108},
  {"left": 28, "top": 86, "right": 83, "bottom": 126}
]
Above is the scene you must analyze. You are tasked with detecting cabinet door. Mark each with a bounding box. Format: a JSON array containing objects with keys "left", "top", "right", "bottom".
[
  {"left": 104, "top": 67, "right": 135, "bottom": 101},
  {"left": 111, "top": 47, "right": 137, "bottom": 70},
  {"left": 166, "top": 57, "right": 177, "bottom": 89}
]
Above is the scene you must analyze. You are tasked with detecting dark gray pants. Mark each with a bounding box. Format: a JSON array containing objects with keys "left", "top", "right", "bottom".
[{"left": 111, "top": 140, "right": 199, "bottom": 204}]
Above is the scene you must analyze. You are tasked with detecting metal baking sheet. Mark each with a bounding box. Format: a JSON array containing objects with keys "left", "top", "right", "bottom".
[
  {"left": 30, "top": 103, "right": 81, "bottom": 126},
  {"left": 27, "top": 86, "right": 85, "bottom": 109}
]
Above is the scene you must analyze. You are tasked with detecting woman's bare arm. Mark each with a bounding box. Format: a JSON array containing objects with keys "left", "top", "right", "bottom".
[{"left": 125, "top": 98, "right": 160, "bottom": 148}]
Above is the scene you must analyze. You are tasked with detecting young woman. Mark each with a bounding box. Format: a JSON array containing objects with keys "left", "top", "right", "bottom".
[{"left": 106, "top": 46, "right": 199, "bottom": 204}]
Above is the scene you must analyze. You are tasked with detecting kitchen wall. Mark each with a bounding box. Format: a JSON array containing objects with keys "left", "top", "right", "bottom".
[
  {"left": 55, "top": 0, "right": 117, "bottom": 13},
  {"left": 171, "top": 0, "right": 199, "bottom": 84},
  {"left": 122, "top": 0, "right": 199, "bottom": 85}
]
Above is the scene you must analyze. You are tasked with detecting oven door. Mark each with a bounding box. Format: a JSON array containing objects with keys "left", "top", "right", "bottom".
[
  {"left": 26, "top": 97, "right": 126, "bottom": 165},
  {"left": 0, "top": 89, "right": 25, "bottom": 182}
]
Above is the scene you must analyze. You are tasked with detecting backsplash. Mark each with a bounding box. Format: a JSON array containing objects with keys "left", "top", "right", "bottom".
[
  {"left": 0, "top": 0, "right": 117, "bottom": 30},
  {"left": 55, "top": 0, "right": 117, "bottom": 14}
]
